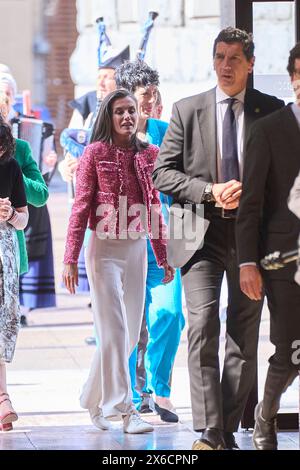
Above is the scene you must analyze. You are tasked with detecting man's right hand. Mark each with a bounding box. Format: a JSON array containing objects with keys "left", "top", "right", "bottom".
[
  {"left": 240, "top": 265, "right": 263, "bottom": 301},
  {"left": 212, "top": 180, "right": 242, "bottom": 209}
]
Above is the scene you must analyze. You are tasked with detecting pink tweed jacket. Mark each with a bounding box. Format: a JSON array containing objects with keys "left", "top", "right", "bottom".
[{"left": 64, "top": 141, "right": 167, "bottom": 266}]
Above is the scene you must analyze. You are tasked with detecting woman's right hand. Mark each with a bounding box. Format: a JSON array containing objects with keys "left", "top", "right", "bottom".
[
  {"left": 0, "top": 197, "right": 12, "bottom": 222},
  {"left": 62, "top": 263, "right": 78, "bottom": 294}
]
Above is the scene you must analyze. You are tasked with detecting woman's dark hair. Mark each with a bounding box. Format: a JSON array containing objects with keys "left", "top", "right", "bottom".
[
  {"left": 287, "top": 42, "right": 300, "bottom": 76},
  {"left": 0, "top": 115, "right": 15, "bottom": 164},
  {"left": 89, "top": 88, "right": 148, "bottom": 151},
  {"left": 213, "top": 27, "right": 255, "bottom": 61},
  {"left": 115, "top": 60, "right": 159, "bottom": 93}
]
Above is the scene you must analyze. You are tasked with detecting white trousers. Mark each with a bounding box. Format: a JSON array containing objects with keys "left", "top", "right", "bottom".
[{"left": 80, "top": 232, "right": 147, "bottom": 417}]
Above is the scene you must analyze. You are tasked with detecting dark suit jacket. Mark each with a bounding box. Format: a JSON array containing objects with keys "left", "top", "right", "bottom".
[
  {"left": 152, "top": 87, "right": 284, "bottom": 266},
  {"left": 153, "top": 87, "right": 283, "bottom": 204},
  {"left": 236, "top": 104, "right": 300, "bottom": 280}
]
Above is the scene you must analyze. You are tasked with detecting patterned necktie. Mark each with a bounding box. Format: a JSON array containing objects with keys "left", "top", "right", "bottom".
[{"left": 222, "top": 98, "right": 239, "bottom": 182}]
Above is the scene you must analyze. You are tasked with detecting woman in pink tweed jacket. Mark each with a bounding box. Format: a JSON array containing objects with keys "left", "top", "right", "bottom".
[{"left": 63, "top": 89, "right": 174, "bottom": 434}]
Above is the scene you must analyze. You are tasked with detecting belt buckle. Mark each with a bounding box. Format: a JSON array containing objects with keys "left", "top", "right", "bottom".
[{"left": 221, "top": 207, "right": 231, "bottom": 219}]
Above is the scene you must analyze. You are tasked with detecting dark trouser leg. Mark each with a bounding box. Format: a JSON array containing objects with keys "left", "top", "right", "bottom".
[
  {"left": 181, "top": 216, "right": 230, "bottom": 431},
  {"left": 262, "top": 278, "right": 300, "bottom": 420},
  {"left": 222, "top": 242, "right": 263, "bottom": 432},
  {"left": 182, "top": 258, "right": 224, "bottom": 430}
]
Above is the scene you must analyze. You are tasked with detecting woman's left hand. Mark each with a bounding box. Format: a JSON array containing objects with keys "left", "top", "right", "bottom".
[
  {"left": 161, "top": 262, "right": 175, "bottom": 284},
  {"left": 0, "top": 197, "right": 13, "bottom": 221}
]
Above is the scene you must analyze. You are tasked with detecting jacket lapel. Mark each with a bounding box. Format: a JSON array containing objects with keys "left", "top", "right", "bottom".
[
  {"left": 197, "top": 88, "right": 217, "bottom": 181},
  {"left": 244, "top": 89, "right": 262, "bottom": 148}
]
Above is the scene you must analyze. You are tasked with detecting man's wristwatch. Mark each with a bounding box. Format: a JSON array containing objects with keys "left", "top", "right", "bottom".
[{"left": 202, "top": 183, "right": 215, "bottom": 202}]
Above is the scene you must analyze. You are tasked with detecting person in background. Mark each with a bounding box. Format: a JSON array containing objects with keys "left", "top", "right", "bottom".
[
  {"left": 153, "top": 27, "right": 284, "bottom": 450},
  {"left": 115, "top": 60, "right": 185, "bottom": 423},
  {"left": 287, "top": 61, "right": 300, "bottom": 287},
  {"left": 236, "top": 42, "right": 300, "bottom": 450},
  {"left": 63, "top": 88, "right": 174, "bottom": 433},
  {"left": 0, "top": 68, "right": 55, "bottom": 324},
  {"left": 0, "top": 116, "right": 29, "bottom": 431},
  {"left": 0, "top": 92, "right": 48, "bottom": 277}
]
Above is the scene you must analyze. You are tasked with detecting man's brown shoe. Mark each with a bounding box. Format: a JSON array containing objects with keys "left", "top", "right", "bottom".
[
  {"left": 192, "top": 428, "right": 225, "bottom": 450},
  {"left": 253, "top": 402, "right": 277, "bottom": 450}
]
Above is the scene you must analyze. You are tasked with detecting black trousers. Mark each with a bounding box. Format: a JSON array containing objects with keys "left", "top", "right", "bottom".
[
  {"left": 181, "top": 214, "right": 263, "bottom": 431},
  {"left": 262, "top": 277, "right": 300, "bottom": 420}
]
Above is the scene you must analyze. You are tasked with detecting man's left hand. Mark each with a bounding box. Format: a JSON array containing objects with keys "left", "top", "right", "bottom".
[
  {"left": 220, "top": 181, "right": 242, "bottom": 209},
  {"left": 240, "top": 265, "right": 263, "bottom": 301}
]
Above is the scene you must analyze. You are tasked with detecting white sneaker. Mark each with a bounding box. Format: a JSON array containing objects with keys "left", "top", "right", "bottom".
[
  {"left": 89, "top": 406, "right": 111, "bottom": 430},
  {"left": 123, "top": 411, "right": 154, "bottom": 434}
]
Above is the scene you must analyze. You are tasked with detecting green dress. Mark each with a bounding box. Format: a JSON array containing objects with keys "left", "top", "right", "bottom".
[{"left": 14, "top": 138, "right": 49, "bottom": 274}]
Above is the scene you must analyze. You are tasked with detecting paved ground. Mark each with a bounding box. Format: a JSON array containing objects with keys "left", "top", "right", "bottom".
[{"left": 1, "top": 176, "right": 299, "bottom": 450}]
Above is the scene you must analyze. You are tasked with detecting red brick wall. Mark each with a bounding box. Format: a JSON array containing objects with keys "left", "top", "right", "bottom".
[{"left": 45, "top": 0, "right": 77, "bottom": 152}]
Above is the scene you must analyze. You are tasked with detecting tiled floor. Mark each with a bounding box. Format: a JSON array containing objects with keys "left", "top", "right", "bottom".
[
  {"left": 2, "top": 307, "right": 299, "bottom": 450},
  {"left": 0, "top": 420, "right": 299, "bottom": 450}
]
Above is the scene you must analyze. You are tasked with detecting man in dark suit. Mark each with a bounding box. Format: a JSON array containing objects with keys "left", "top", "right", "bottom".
[
  {"left": 236, "top": 43, "right": 300, "bottom": 450},
  {"left": 153, "top": 27, "right": 284, "bottom": 450}
]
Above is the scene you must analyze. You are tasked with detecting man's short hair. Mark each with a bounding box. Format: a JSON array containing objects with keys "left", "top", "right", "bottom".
[
  {"left": 115, "top": 60, "right": 159, "bottom": 93},
  {"left": 287, "top": 42, "right": 300, "bottom": 76},
  {"left": 213, "top": 27, "right": 255, "bottom": 61}
]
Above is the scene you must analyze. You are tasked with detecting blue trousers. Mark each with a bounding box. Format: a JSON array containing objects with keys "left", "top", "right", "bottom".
[{"left": 129, "top": 241, "right": 185, "bottom": 403}]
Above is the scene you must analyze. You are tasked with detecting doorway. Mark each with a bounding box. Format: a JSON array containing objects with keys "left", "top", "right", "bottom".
[{"left": 235, "top": 0, "right": 300, "bottom": 430}]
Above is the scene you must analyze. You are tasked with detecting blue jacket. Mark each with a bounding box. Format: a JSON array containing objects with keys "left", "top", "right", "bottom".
[
  {"left": 146, "top": 118, "right": 171, "bottom": 263},
  {"left": 146, "top": 118, "right": 168, "bottom": 147}
]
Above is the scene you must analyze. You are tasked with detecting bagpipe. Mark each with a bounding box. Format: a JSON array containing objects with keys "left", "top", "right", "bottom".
[
  {"left": 96, "top": 16, "right": 112, "bottom": 67},
  {"left": 60, "top": 11, "right": 159, "bottom": 160},
  {"left": 12, "top": 90, "right": 56, "bottom": 181},
  {"left": 136, "top": 11, "right": 159, "bottom": 61},
  {"left": 260, "top": 249, "right": 298, "bottom": 270}
]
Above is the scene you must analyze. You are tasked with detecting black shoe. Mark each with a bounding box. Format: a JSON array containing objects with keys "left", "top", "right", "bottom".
[
  {"left": 253, "top": 402, "right": 277, "bottom": 450},
  {"left": 154, "top": 402, "right": 179, "bottom": 423},
  {"left": 224, "top": 432, "right": 239, "bottom": 450},
  {"left": 85, "top": 336, "right": 96, "bottom": 346},
  {"left": 20, "top": 314, "right": 28, "bottom": 327},
  {"left": 192, "top": 428, "right": 225, "bottom": 450}
]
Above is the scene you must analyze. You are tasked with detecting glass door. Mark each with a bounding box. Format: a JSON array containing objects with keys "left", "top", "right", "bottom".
[
  {"left": 235, "top": 0, "right": 300, "bottom": 430},
  {"left": 253, "top": 1, "right": 295, "bottom": 102}
]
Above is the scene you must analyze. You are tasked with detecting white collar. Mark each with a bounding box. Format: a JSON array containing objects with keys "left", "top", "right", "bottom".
[{"left": 216, "top": 86, "right": 246, "bottom": 104}]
